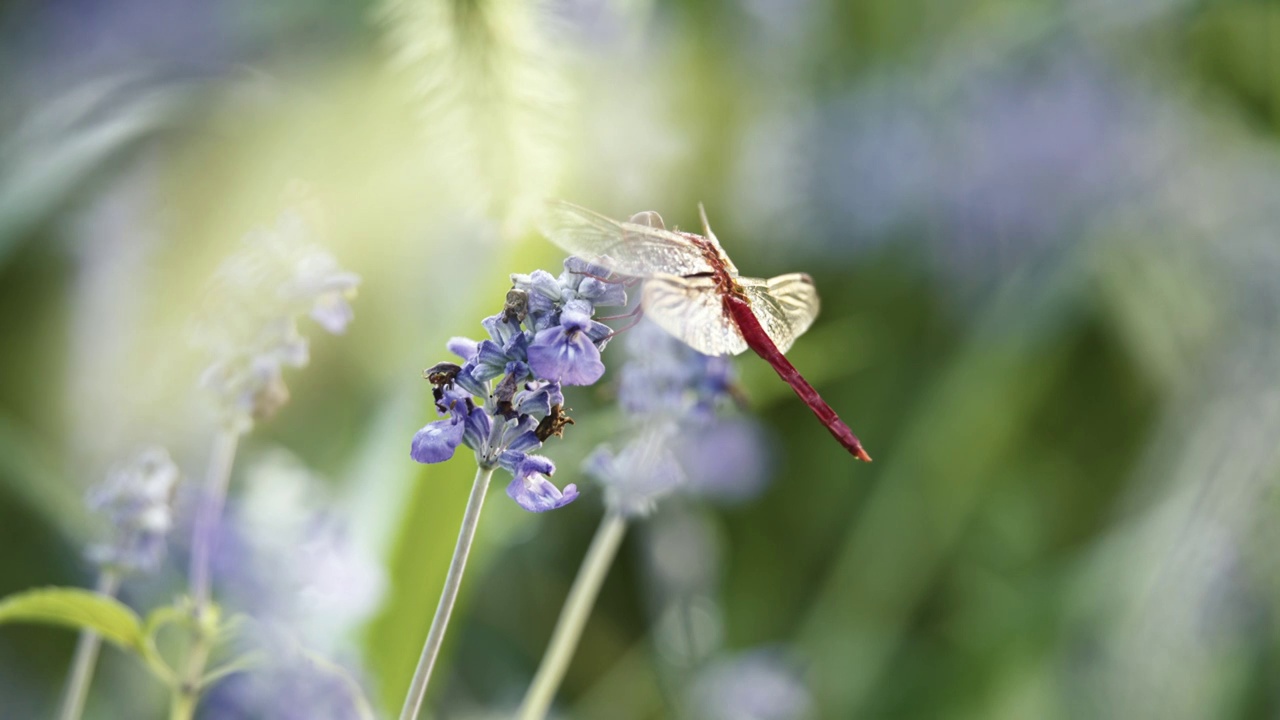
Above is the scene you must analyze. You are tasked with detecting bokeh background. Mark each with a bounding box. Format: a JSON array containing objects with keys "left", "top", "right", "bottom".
[{"left": 2, "top": 0, "right": 1280, "bottom": 718}]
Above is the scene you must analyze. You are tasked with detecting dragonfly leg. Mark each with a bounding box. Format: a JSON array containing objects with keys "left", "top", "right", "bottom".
[
  {"left": 596, "top": 304, "right": 645, "bottom": 322},
  {"left": 603, "top": 306, "right": 646, "bottom": 340}
]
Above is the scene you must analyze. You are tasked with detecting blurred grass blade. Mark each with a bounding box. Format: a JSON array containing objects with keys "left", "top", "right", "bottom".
[
  {"left": 376, "top": 0, "right": 570, "bottom": 230},
  {"left": 0, "top": 412, "right": 88, "bottom": 544},
  {"left": 1070, "top": 341, "right": 1280, "bottom": 718},
  {"left": 797, "top": 263, "right": 1087, "bottom": 717},
  {"left": 0, "top": 74, "right": 197, "bottom": 264}
]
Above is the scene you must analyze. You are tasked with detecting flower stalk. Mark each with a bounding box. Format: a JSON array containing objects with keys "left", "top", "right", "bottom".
[
  {"left": 189, "top": 429, "right": 241, "bottom": 619},
  {"left": 56, "top": 570, "right": 122, "bottom": 720},
  {"left": 171, "top": 428, "right": 240, "bottom": 720},
  {"left": 517, "top": 511, "right": 628, "bottom": 720},
  {"left": 399, "top": 464, "right": 496, "bottom": 720}
]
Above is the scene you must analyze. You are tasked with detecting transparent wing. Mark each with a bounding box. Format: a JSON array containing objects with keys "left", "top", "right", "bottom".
[
  {"left": 739, "top": 273, "right": 820, "bottom": 353},
  {"left": 641, "top": 275, "right": 748, "bottom": 357},
  {"left": 540, "top": 200, "right": 715, "bottom": 278}
]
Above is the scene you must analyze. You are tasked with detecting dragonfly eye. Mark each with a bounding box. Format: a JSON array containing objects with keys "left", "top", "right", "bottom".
[{"left": 628, "top": 210, "right": 665, "bottom": 230}]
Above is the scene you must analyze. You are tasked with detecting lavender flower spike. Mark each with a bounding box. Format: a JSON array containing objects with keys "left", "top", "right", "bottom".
[
  {"left": 585, "top": 432, "right": 686, "bottom": 517},
  {"left": 400, "top": 250, "right": 634, "bottom": 718},
  {"left": 193, "top": 205, "right": 360, "bottom": 432},
  {"left": 410, "top": 255, "right": 626, "bottom": 512},
  {"left": 86, "top": 446, "right": 181, "bottom": 575}
]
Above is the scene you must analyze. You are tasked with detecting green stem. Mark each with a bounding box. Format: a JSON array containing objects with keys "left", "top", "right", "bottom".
[
  {"left": 189, "top": 429, "right": 240, "bottom": 619},
  {"left": 171, "top": 428, "right": 240, "bottom": 720},
  {"left": 56, "top": 570, "right": 121, "bottom": 720},
  {"left": 170, "top": 619, "right": 214, "bottom": 720},
  {"left": 517, "top": 511, "right": 628, "bottom": 720},
  {"left": 398, "top": 464, "right": 496, "bottom": 720},
  {"left": 169, "top": 687, "right": 198, "bottom": 720}
]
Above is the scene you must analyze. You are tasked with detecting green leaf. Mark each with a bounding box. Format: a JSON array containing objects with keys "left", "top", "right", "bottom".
[
  {"left": 0, "top": 587, "right": 144, "bottom": 651},
  {"left": 143, "top": 603, "right": 190, "bottom": 639}
]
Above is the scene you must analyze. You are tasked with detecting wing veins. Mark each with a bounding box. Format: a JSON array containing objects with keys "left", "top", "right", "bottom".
[{"left": 541, "top": 200, "right": 715, "bottom": 278}]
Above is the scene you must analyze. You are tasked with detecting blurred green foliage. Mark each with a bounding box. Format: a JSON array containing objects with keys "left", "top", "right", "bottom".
[{"left": 1, "top": 0, "right": 1280, "bottom": 718}]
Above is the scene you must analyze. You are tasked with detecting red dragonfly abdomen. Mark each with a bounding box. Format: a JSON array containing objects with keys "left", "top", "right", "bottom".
[{"left": 724, "top": 294, "right": 873, "bottom": 462}]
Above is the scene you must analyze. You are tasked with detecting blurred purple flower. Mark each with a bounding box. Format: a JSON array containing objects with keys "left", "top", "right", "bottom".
[
  {"left": 201, "top": 629, "right": 372, "bottom": 720},
  {"left": 210, "top": 451, "right": 386, "bottom": 652},
  {"left": 726, "top": 49, "right": 1169, "bottom": 293},
  {"left": 616, "top": 320, "right": 736, "bottom": 422},
  {"left": 583, "top": 317, "right": 770, "bottom": 514},
  {"left": 86, "top": 446, "right": 180, "bottom": 574},
  {"left": 193, "top": 203, "right": 359, "bottom": 431},
  {"left": 687, "top": 649, "right": 812, "bottom": 720},
  {"left": 585, "top": 432, "right": 685, "bottom": 517},
  {"left": 675, "top": 419, "right": 773, "bottom": 504}
]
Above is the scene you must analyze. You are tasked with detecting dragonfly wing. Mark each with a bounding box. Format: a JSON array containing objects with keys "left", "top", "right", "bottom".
[
  {"left": 540, "top": 200, "right": 715, "bottom": 278},
  {"left": 641, "top": 274, "right": 749, "bottom": 356},
  {"left": 739, "top": 273, "right": 820, "bottom": 354}
]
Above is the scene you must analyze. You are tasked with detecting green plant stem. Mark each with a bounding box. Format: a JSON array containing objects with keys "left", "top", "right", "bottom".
[
  {"left": 398, "top": 464, "right": 496, "bottom": 720},
  {"left": 171, "top": 428, "right": 240, "bottom": 720},
  {"left": 517, "top": 511, "right": 628, "bottom": 720},
  {"left": 170, "top": 630, "right": 211, "bottom": 720},
  {"left": 56, "top": 570, "right": 122, "bottom": 720},
  {"left": 189, "top": 429, "right": 240, "bottom": 619}
]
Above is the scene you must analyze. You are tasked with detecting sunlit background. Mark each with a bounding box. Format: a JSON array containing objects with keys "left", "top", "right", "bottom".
[{"left": 2, "top": 0, "right": 1280, "bottom": 717}]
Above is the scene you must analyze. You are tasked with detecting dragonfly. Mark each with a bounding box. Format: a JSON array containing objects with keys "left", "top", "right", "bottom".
[{"left": 539, "top": 200, "right": 872, "bottom": 462}]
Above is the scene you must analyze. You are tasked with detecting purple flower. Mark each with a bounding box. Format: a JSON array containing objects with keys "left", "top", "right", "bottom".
[
  {"left": 462, "top": 406, "right": 493, "bottom": 451},
  {"left": 585, "top": 317, "right": 771, "bottom": 515},
  {"left": 577, "top": 276, "right": 628, "bottom": 307},
  {"left": 513, "top": 269, "right": 564, "bottom": 303},
  {"left": 506, "top": 456, "right": 579, "bottom": 513},
  {"left": 687, "top": 648, "right": 812, "bottom": 720},
  {"left": 86, "top": 446, "right": 181, "bottom": 574},
  {"left": 584, "top": 431, "right": 685, "bottom": 517},
  {"left": 212, "top": 451, "right": 387, "bottom": 648},
  {"left": 193, "top": 205, "right": 359, "bottom": 430},
  {"left": 410, "top": 419, "right": 465, "bottom": 463},
  {"left": 447, "top": 336, "right": 479, "bottom": 361},
  {"left": 454, "top": 361, "right": 489, "bottom": 397},
  {"left": 517, "top": 381, "right": 564, "bottom": 416},
  {"left": 563, "top": 256, "right": 614, "bottom": 279},
  {"left": 482, "top": 313, "right": 525, "bottom": 347},
  {"left": 411, "top": 256, "right": 626, "bottom": 512},
  {"left": 474, "top": 339, "right": 531, "bottom": 381},
  {"left": 675, "top": 419, "right": 773, "bottom": 504},
  {"left": 200, "top": 628, "right": 373, "bottom": 720},
  {"left": 528, "top": 311, "right": 608, "bottom": 385}
]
